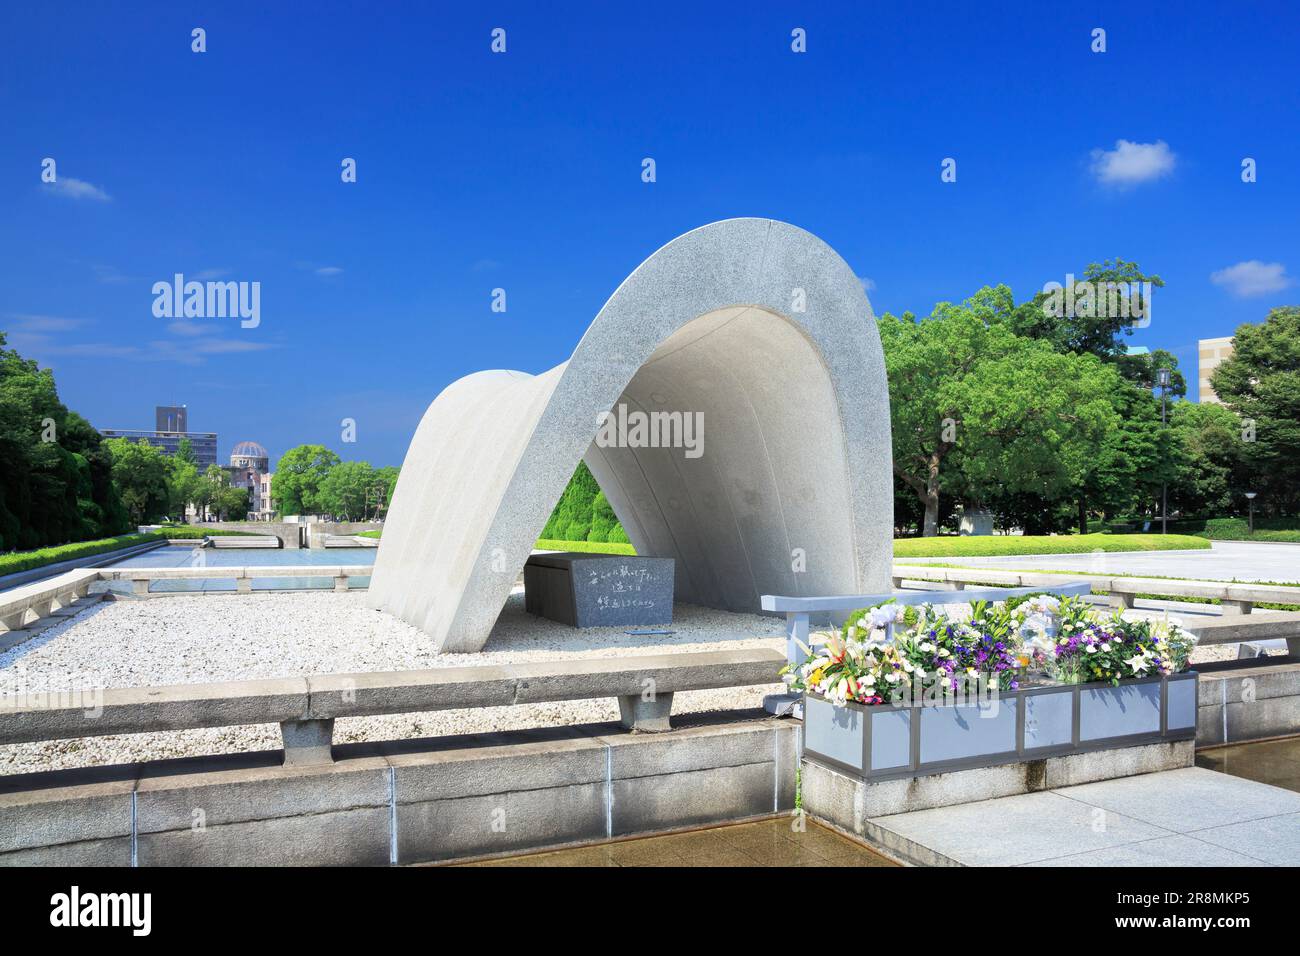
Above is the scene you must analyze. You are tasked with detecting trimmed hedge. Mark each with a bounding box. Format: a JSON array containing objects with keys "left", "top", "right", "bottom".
[
  {"left": 1169, "top": 517, "right": 1300, "bottom": 543},
  {"left": 157, "top": 526, "right": 260, "bottom": 539},
  {"left": 892, "top": 533, "right": 1210, "bottom": 559},
  {"left": 0, "top": 533, "right": 165, "bottom": 577},
  {"left": 535, "top": 538, "right": 637, "bottom": 555}
]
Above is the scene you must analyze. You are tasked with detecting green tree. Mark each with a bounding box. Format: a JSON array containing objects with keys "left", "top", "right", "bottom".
[
  {"left": 372, "top": 465, "right": 400, "bottom": 519},
  {"left": 879, "top": 290, "right": 1120, "bottom": 535},
  {"left": 1006, "top": 258, "right": 1165, "bottom": 362},
  {"left": 1, "top": 332, "right": 134, "bottom": 548},
  {"left": 271, "top": 444, "right": 341, "bottom": 516},
  {"left": 174, "top": 437, "right": 197, "bottom": 466},
  {"left": 105, "top": 438, "right": 171, "bottom": 526},
  {"left": 217, "top": 483, "right": 250, "bottom": 521},
  {"left": 317, "top": 460, "right": 375, "bottom": 520},
  {"left": 167, "top": 457, "right": 202, "bottom": 521},
  {"left": 1210, "top": 306, "right": 1300, "bottom": 513},
  {"left": 1168, "top": 401, "right": 1246, "bottom": 516}
]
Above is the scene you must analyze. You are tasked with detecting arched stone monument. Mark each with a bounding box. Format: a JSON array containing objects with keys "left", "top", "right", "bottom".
[{"left": 368, "top": 218, "right": 893, "bottom": 651}]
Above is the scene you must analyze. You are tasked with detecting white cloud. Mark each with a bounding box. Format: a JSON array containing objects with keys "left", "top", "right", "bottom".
[
  {"left": 859, "top": 276, "right": 876, "bottom": 293},
  {"left": 1089, "top": 140, "right": 1176, "bottom": 187},
  {"left": 1210, "top": 260, "right": 1292, "bottom": 297},
  {"left": 7, "top": 313, "right": 90, "bottom": 332},
  {"left": 44, "top": 177, "right": 111, "bottom": 201},
  {"left": 314, "top": 266, "right": 343, "bottom": 277},
  {"left": 92, "top": 264, "right": 138, "bottom": 284}
]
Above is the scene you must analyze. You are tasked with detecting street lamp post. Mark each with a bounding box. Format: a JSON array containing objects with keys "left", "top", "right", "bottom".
[
  {"left": 1158, "top": 368, "right": 1170, "bottom": 535},
  {"left": 1245, "top": 491, "right": 1257, "bottom": 535}
]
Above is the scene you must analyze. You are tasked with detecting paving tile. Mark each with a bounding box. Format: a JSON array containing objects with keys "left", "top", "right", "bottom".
[
  {"left": 1054, "top": 766, "right": 1300, "bottom": 832},
  {"left": 1189, "top": 811, "right": 1300, "bottom": 866},
  {"left": 870, "top": 790, "right": 1167, "bottom": 866},
  {"left": 1022, "top": 833, "right": 1269, "bottom": 867},
  {"left": 681, "top": 845, "right": 762, "bottom": 867}
]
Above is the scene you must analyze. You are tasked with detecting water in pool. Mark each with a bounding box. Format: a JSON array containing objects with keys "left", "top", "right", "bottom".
[{"left": 103, "top": 545, "right": 376, "bottom": 593}]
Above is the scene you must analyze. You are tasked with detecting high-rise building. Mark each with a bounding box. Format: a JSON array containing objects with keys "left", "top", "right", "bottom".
[
  {"left": 156, "top": 405, "right": 188, "bottom": 433},
  {"left": 1198, "top": 337, "right": 1235, "bottom": 404},
  {"left": 100, "top": 405, "right": 218, "bottom": 468}
]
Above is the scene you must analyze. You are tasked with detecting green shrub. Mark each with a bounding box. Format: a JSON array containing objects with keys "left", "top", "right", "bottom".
[
  {"left": 535, "top": 538, "right": 636, "bottom": 555},
  {"left": 0, "top": 533, "right": 165, "bottom": 577},
  {"left": 588, "top": 491, "right": 619, "bottom": 543},
  {"left": 158, "top": 526, "right": 258, "bottom": 539}
]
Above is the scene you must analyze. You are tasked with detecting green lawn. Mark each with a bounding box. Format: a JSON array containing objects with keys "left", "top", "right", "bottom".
[
  {"left": 892, "top": 533, "right": 1210, "bottom": 559},
  {"left": 532, "top": 533, "right": 1209, "bottom": 560}
]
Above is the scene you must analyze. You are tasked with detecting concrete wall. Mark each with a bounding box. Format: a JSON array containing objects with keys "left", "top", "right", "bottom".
[
  {"left": 306, "top": 522, "right": 383, "bottom": 549},
  {"left": 0, "top": 714, "right": 796, "bottom": 866},
  {"left": 191, "top": 522, "right": 301, "bottom": 549},
  {"left": 1196, "top": 660, "right": 1300, "bottom": 746}
]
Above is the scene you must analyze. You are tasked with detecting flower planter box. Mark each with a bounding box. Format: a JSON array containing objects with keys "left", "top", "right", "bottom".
[{"left": 801, "top": 672, "right": 1197, "bottom": 782}]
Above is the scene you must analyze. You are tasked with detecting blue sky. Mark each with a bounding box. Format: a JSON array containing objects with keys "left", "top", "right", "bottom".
[{"left": 3, "top": 1, "right": 1298, "bottom": 468}]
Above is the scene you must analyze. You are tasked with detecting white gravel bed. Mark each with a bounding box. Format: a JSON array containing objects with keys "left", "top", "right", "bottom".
[{"left": 0, "top": 589, "right": 786, "bottom": 775}]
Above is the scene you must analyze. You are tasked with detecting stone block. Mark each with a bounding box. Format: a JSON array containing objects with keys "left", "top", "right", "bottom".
[
  {"left": 137, "top": 807, "right": 390, "bottom": 866},
  {"left": 599, "top": 717, "right": 784, "bottom": 779},
  {"left": 397, "top": 783, "right": 606, "bottom": 863},
  {"left": 610, "top": 761, "right": 775, "bottom": 837},
  {"left": 390, "top": 735, "right": 606, "bottom": 803},
  {"left": 0, "top": 774, "right": 136, "bottom": 854},
  {"left": 523, "top": 553, "right": 674, "bottom": 628},
  {"left": 280, "top": 718, "right": 335, "bottom": 766},
  {"left": 135, "top": 757, "right": 389, "bottom": 832},
  {"left": 618, "top": 692, "right": 673, "bottom": 731},
  {"left": 1226, "top": 696, "right": 1300, "bottom": 741},
  {"left": 1043, "top": 739, "right": 1193, "bottom": 789},
  {"left": 0, "top": 837, "right": 132, "bottom": 867}
]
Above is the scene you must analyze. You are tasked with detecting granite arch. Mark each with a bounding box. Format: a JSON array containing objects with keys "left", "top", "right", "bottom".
[{"left": 368, "top": 218, "right": 893, "bottom": 652}]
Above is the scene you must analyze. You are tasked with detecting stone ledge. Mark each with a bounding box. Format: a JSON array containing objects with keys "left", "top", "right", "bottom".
[
  {"left": 0, "top": 713, "right": 799, "bottom": 866},
  {"left": 804, "top": 738, "right": 1194, "bottom": 831}
]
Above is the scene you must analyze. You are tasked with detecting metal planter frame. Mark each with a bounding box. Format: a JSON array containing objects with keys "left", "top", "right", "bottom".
[{"left": 801, "top": 671, "right": 1198, "bottom": 783}]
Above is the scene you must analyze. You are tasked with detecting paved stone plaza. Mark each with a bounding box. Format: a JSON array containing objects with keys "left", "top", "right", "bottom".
[
  {"left": 865, "top": 764, "right": 1300, "bottom": 866},
  {"left": 903, "top": 540, "right": 1300, "bottom": 584}
]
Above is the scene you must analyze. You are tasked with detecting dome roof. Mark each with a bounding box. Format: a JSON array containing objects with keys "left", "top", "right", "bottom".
[{"left": 231, "top": 440, "right": 268, "bottom": 459}]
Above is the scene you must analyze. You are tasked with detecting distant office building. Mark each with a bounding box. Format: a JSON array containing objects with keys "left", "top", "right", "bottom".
[
  {"left": 101, "top": 405, "right": 217, "bottom": 468},
  {"left": 1198, "top": 337, "right": 1235, "bottom": 404},
  {"left": 156, "top": 405, "right": 188, "bottom": 433},
  {"left": 228, "top": 441, "right": 275, "bottom": 520}
]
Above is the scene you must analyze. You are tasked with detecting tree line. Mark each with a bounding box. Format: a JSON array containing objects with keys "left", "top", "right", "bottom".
[
  {"left": 2, "top": 329, "right": 400, "bottom": 551},
  {"left": 270, "top": 445, "right": 398, "bottom": 521},
  {"left": 883, "top": 261, "right": 1296, "bottom": 535}
]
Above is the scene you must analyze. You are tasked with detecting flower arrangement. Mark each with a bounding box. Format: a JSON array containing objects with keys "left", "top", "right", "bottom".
[
  {"left": 1044, "top": 597, "right": 1198, "bottom": 685},
  {"left": 781, "top": 594, "right": 1198, "bottom": 707}
]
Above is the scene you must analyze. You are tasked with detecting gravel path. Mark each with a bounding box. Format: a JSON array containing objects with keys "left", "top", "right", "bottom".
[{"left": 0, "top": 589, "right": 786, "bottom": 775}]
